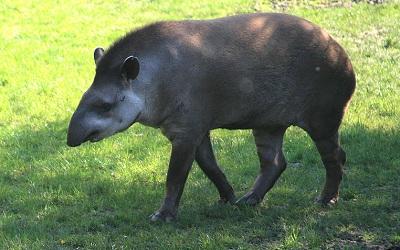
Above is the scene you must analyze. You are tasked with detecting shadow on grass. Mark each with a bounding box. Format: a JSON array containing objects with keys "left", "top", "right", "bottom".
[
  {"left": 0, "top": 121, "right": 399, "bottom": 248},
  {"left": 0, "top": 120, "right": 69, "bottom": 164}
]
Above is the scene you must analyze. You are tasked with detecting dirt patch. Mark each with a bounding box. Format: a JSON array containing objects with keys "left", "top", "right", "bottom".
[
  {"left": 325, "top": 231, "right": 395, "bottom": 249},
  {"left": 268, "top": 0, "right": 386, "bottom": 11}
]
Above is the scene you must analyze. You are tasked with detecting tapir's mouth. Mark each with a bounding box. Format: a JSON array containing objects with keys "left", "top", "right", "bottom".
[
  {"left": 85, "top": 130, "right": 102, "bottom": 143},
  {"left": 89, "top": 136, "right": 103, "bottom": 142}
]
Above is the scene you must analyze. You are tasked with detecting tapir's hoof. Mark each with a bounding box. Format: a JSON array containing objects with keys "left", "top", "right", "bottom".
[
  {"left": 315, "top": 195, "right": 339, "bottom": 206},
  {"left": 218, "top": 194, "right": 237, "bottom": 205},
  {"left": 149, "top": 210, "right": 176, "bottom": 222},
  {"left": 235, "top": 192, "right": 261, "bottom": 206}
]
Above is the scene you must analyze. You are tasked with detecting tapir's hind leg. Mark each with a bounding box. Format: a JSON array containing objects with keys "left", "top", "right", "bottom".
[
  {"left": 195, "top": 133, "right": 236, "bottom": 204},
  {"left": 236, "top": 127, "right": 287, "bottom": 206},
  {"left": 310, "top": 132, "right": 345, "bottom": 205},
  {"left": 301, "top": 103, "right": 347, "bottom": 205}
]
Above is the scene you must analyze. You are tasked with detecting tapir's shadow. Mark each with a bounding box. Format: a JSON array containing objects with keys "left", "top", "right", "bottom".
[{"left": 1, "top": 121, "right": 399, "bottom": 246}]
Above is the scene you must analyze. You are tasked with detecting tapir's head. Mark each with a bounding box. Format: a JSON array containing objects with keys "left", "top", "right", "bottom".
[{"left": 67, "top": 48, "right": 144, "bottom": 147}]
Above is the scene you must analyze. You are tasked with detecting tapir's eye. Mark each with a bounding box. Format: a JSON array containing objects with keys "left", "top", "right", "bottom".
[{"left": 98, "top": 102, "right": 113, "bottom": 112}]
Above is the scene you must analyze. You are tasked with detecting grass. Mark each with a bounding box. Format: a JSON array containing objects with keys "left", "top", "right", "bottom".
[{"left": 0, "top": 0, "right": 399, "bottom": 249}]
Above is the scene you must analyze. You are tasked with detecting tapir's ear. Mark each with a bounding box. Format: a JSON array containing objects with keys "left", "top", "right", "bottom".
[
  {"left": 121, "top": 56, "right": 140, "bottom": 81},
  {"left": 94, "top": 47, "right": 104, "bottom": 65}
]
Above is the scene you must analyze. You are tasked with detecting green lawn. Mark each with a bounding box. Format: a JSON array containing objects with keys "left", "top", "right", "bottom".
[{"left": 0, "top": 0, "right": 399, "bottom": 249}]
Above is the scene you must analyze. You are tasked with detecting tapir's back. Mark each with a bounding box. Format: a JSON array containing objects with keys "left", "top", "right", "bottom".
[{"left": 148, "top": 13, "right": 355, "bottom": 129}]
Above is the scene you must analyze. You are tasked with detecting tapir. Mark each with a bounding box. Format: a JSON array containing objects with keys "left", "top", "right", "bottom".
[{"left": 67, "top": 13, "right": 356, "bottom": 222}]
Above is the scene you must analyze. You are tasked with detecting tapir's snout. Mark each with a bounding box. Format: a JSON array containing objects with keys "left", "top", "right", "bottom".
[
  {"left": 67, "top": 122, "right": 83, "bottom": 147},
  {"left": 67, "top": 106, "right": 117, "bottom": 147},
  {"left": 66, "top": 135, "right": 82, "bottom": 147},
  {"left": 67, "top": 111, "right": 90, "bottom": 147}
]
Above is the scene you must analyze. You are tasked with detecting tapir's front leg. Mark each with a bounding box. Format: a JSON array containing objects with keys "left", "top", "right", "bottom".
[{"left": 150, "top": 139, "right": 197, "bottom": 222}]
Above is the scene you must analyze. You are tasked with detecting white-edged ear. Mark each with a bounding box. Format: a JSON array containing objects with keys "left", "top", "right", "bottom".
[
  {"left": 94, "top": 47, "right": 104, "bottom": 65},
  {"left": 121, "top": 56, "right": 140, "bottom": 80}
]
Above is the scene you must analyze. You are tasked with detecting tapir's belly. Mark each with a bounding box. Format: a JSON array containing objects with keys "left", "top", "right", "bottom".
[{"left": 206, "top": 80, "right": 302, "bottom": 130}]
